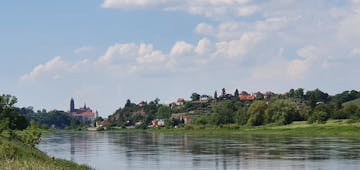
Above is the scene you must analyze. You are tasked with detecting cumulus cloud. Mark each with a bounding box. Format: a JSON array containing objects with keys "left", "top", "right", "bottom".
[
  {"left": 195, "top": 23, "right": 214, "bottom": 36},
  {"left": 170, "top": 41, "right": 194, "bottom": 56},
  {"left": 21, "top": 56, "right": 66, "bottom": 81},
  {"left": 215, "top": 31, "right": 264, "bottom": 59}
]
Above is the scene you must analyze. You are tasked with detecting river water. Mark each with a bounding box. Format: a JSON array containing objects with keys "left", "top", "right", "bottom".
[{"left": 37, "top": 131, "right": 360, "bottom": 170}]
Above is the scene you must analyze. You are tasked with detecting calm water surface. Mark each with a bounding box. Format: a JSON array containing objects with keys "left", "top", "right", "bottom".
[{"left": 37, "top": 131, "right": 360, "bottom": 170}]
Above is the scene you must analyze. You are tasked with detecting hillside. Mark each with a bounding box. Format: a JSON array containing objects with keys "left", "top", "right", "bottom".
[
  {"left": 0, "top": 136, "right": 91, "bottom": 170},
  {"left": 344, "top": 98, "right": 360, "bottom": 107}
]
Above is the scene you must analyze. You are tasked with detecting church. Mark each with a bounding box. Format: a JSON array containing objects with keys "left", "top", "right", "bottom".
[{"left": 68, "top": 98, "right": 97, "bottom": 123}]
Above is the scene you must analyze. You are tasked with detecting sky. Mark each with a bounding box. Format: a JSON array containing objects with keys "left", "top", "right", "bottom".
[{"left": 1, "top": 0, "right": 360, "bottom": 117}]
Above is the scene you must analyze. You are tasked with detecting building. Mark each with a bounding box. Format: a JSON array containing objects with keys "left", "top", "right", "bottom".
[
  {"left": 96, "top": 121, "right": 110, "bottom": 128},
  {"left": 200, "top": 95, "right": 210, "bottom": 101},
  {"left": 68, "top": 98, "right": 97, "bottom": 123},
  {"left": 177, "top": 98, "right": 185, "bottom": 105},
  {"left": 239, "top": 95, "right": 255, "bottom": 101},
  {"left": 151, "top": 119, "right": 165, "bottom": 127},
  {"left": 170, "top": 113, "right": 191, "bottom": 125}
]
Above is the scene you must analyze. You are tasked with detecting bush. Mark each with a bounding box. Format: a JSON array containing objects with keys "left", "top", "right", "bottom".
[
  {"left": 308, "top": 111, "right": 330, "bottom": 124},
  {"left": 193, "top": 116, "right": 209, "bottom": 125}
]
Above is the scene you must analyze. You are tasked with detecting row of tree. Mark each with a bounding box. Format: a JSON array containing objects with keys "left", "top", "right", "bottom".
[
  {"left": 109, "top": 89, "right": 360, "bottom": 128},
  {"left": 193, "top": 89, "right": 360, "bottom": 126}
]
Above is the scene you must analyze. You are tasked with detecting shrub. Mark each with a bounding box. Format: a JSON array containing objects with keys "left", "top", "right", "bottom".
[{"left": 308, "top": 111, "right": 330, "bottom": 124}]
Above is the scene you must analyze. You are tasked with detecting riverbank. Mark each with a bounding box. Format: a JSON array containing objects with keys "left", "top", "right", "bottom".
[
  {"left": 146, "top": 120, "right": 360, "bottom": 137},
  {"left": 0, "top": 136, "right": 92, "bottom": 170}
]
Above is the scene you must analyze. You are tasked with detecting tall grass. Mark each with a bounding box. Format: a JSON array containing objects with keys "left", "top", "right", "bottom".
[{"left": 0, "top": 136, "right": 92, "bottom": 170}]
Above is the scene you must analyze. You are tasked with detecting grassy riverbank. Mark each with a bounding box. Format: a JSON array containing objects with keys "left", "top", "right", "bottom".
[
  {"left": 147, "top": 120, "right": 360, "bottom": 137},
  {"left": 0, "top": 136, "right": 91, "bottom": 170}
]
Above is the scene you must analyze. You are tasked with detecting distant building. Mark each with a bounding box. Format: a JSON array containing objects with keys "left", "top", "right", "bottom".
[
  {"left": 68, "top": 98, "right": 96, "bottom": 123},
  {"left": 171, "top": 113, "right": 191, "bottom": 125},
  {"left": 239, "top": 95, "right": 255, "bottom": 101},
  {"left": 138, "top": 101, "right": 146, "bottom": 107},
  {"left": 200, "top": 95, "right": 210, "bottom": 101},
  {"left": 96, "top": 121, "right": 110, "bottom": 128},
  {"left": 151, "top": 119, "right": 165, "bottom": 127},
  {"left": 177, "top": 98, "right": 185, "bottom": 105}
]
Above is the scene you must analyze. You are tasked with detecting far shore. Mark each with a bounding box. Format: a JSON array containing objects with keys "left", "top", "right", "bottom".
[{"left": 77, "top": 119, "right": 360, "bottom": 137}]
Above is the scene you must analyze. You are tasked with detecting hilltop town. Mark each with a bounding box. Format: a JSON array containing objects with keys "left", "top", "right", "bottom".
[{"left": 106, "top": 88, "right": 360, "bottom": 130}]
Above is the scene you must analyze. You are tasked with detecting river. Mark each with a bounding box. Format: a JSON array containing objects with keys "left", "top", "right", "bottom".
[{"left": 37, "top": 131, "right": 360, "bottom": 170}]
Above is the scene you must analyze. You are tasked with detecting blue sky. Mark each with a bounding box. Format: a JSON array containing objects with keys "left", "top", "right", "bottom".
[{"left": 1, "top": 0, "right": 360, "bottom": 116}]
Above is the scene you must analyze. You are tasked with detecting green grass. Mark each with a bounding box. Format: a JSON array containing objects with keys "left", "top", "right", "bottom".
[
  {"left": 0, "top": 136, "right": 92, "bottom": 170},
  {"left": 344, "top": 98, "right": 360, "bottom": 107},
  {"left": 147, "top": 120, "right": 360, "bottom": 137}
]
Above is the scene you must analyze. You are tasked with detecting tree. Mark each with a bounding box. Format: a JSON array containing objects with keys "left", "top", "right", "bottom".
[
  {"left": 247, "top": 101, "right": 267, "bottom": 126},
  {"left": 211, "top": 101, "right": 235, "bottom": 125},
  {"left": 265, "top": 99, "right": 298, "bottom": 125},
  {"left": 155, "top": 105, "right": 172, "bottom": 119},
  {"left": 214, "top": 91, "right": 218, "bottom": 99},
  {"left": 234, "top": 107, "right": 247, "bottom": 125},
  {"left": 190, "top": 93, "right": 200, "bottom": 101},
  {"left": 154, "top": 98, "right": 160, "bottom": 105},
  {"left": 0, "top": 94, "right": 29, "bottom": 133},
  {"left": 125, "top": 99, "right": 132, "bottom": 107},
  {"left": 334, "top": 104, "right": 360, "bottom": 119},
  {"left": 305, "top": 89, "right": 329, "bottom": 108},
  {"left": 234, "top": 89, "right": 239, "bottom": 97},
  {"left": 222, "top": 88, "right": 226, "bottom": 96}
]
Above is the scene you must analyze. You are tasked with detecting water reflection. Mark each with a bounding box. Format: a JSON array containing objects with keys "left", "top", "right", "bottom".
[{"left": 37, "top": 132, "right": 360, "bottom": 170}]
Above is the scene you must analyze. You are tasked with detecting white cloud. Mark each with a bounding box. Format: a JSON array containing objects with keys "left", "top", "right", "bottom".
[
  {"left": 195, "top": 38, "right": 214, "bottom": 56},
  {"left": 98, "top": 43, "right": 138, "bottom": 64},
  {"left": 170, "top": 41, "right": 194, "bottom": 56},
  {"left": 237, "top": 5, "right": 259, "bottom": 16},
  {"left": 195, "top": 23, "right": 214, "bottom": 36},
  {"left": 21, "top": 56, "right": 66, "bottom": 81},
  {"left": 215, "top": 31, "right": 264, "bottom": 59},
  {"left": 101, "top": 0, "right": 170, "bottom": 8},
  {"left": 338, "top": 8, "right": 360, "bottom": 41},
  {"left": 102, "top": 0, "right": 259, "bottom": 19},
  {"left": 136, "top": 51, "right": 166, "bottom": 64}
]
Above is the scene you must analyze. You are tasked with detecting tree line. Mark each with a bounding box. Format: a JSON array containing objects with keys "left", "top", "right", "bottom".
[{"left": 109, "top": 88, "right": 360, "bottom": 128}]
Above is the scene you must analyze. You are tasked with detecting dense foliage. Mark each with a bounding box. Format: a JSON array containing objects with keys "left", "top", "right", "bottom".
[
  {"left": 19, "top": 108, "right": 80, "bottom": 129},
  {"left": 0, "top": 95, "right": 29, "bottom": 133},
  {"left": 109, "top": 88, "right": 360, "bottom": 128}
]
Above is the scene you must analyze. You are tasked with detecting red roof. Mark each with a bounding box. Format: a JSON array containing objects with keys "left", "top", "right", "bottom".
[
  {"left": 73, "top": 111, "right": 96, "bottom": 117},
  {"left": 177, "top": 98, "right": 185, "bottom": 102},
  {"left": 98, "top": 121, "right": 110, "bottom": 126},
  {"left": 240, "top": 95, "right": 255, "bottom": 101}
]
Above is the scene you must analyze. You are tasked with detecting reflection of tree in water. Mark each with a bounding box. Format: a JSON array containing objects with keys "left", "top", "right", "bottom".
[
  {"left": 67, "top": 132, "right": 105, "bottom": 162},
  {"left": 186, "top": 135, "right": 360, "bottom": 160},
  {"left": 41, "top": 132, "right": 360, "bottom": 170},
  {"left": 112, "top": 132, "right": 360, "bottom": 169}
]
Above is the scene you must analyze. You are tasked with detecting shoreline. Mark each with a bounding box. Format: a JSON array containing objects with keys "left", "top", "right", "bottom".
[
  {"left": 113, "top": 120, "right": 360, "bottom": 137},
  {"left": 0, "top": 136, "right": 92, "bottom": 170}
]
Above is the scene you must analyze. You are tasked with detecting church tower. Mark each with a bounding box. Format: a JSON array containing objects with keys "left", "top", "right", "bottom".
[{"left": 70, "top": 98, "right": 75, "bottom": 112}]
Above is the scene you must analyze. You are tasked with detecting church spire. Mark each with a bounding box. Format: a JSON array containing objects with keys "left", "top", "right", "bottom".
[{"left": 70, "top": 98, "right": 75, "bottom": 112}]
